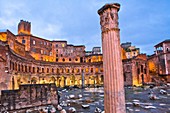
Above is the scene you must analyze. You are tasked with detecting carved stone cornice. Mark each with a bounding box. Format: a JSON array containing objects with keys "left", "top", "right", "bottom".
[{"left": 98, "top": 3, "right": 120, "bottom": 14}]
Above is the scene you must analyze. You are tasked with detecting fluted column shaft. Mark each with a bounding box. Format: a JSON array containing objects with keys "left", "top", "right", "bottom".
[{"left": 98, "top": 3, "right": 125, "bottom": 113}]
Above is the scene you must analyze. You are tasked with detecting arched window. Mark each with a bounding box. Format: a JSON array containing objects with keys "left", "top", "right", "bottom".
[
  {"left": 47, "top": 68, "right": 49, "bottom": 73},
  {"left": 52, "top": 68, "right": 54, "bottom": 73},
  {"left": 56, "top": 68, "right": 59, "bottom": 74},
  {"left": 14, "top": 63, "right": 17, "bottom": 71},
  {"left": 37, "top": 67, "right": 40, "bottom": 73},
  {"left": 91, "top": 68, "right": 93, "bottom": 73},
  {"left": 21, "top": 65, "right": 24, "bottom": 72},
  {"left": 33, "top": 67, "right": 35, "bottom": 73},
  {"left": 42, "top": 68, "right": 44, "bottom": 73},
  {"left": 25, "top": 65, "right": 27, "bottom": 72},
  {"left": 29, "top": 66, "right": 31, "bottom": 72},
  {"left": 18, "top": 64, "right": 20, "bottom": 72}
]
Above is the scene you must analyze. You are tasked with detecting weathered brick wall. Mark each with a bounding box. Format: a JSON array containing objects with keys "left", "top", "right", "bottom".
[
  {"left": 0, "top": 43, "right": 12, "bottom": 94},
  {"left": 123, "top": 60, "right": 133, "bottom": 86},
  {"left": 0, "top": 84, "right": 58, "bottom": 112}
]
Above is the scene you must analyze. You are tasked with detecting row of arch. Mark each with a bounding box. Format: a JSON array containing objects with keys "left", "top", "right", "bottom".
[
  {"left": 10, "top": 60, "right": 103, "bottom": 74},
  {"left": 12, "top": 74, "right": 104, "bottom": 89}
]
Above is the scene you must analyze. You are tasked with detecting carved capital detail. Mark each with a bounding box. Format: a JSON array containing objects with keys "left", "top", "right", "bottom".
[{"left": 98, "top": 3, "right": 120, "bottom": 32}]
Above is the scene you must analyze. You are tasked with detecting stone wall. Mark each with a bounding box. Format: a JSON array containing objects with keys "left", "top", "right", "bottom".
[{"left": 0, "top": 83, "right": 58, "bottom": 112}]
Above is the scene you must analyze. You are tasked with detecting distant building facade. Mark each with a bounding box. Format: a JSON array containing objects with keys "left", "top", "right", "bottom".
[
  {"left": 148, "top": 40, "right": 170, "bottom": 82},
  {"left": 123, "top": 54, "right": 150, "bottom": 86},
  {"left": 0, "top": 20, "right": 104, "bottom": 94},
  {"left": 121, "top": 42, "right": 140, "bottom": 59},
  {"left": 0, "top": 20, "right": 150, "bottom": 93}
]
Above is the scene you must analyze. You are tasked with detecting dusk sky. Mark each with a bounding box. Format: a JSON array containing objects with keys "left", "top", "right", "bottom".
[{"left": 0, "top": 0, "right": 170, "bottom": 55}]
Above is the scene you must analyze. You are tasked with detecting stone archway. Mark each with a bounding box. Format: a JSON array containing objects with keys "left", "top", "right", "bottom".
[
  {"left": 65, "top": 77, "right": 70, "bottom": 86},
  {"left": 60, "top": 76, "right": 66, "bottom": 87},
  {"left": 49, "top": 76, "right": 56, "bottom": 83},
  {"left": 70, "top": 75, "right": 75, "bottom": 86},
  {"left": 89, "top": 75, "right": 95, "bottom": 85},
  {"left": 100, "top": 75, "right": 104, "bottom": 84},
  {"left": 31, "top": 77, "right": 38, "bottom": 84}
]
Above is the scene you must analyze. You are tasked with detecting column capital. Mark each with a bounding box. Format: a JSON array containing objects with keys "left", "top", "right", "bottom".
[
  {"left": 98, "top": 3, "right": 120, "bottom": 32},
  {"left": 98, "top": 3, "right": 120, "bottom": 15}
]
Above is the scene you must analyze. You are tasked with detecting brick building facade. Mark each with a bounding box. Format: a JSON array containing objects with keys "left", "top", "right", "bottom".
[
  {"left": 0, "top": 20, "right": 150, "bottom": 94},
  {"left": 148, "top": 40, "right": 170, "bottom": 82}
]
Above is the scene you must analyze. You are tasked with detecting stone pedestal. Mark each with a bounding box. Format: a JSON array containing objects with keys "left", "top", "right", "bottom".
[{"left": 98, "top": 3, "right": 125, "bottom": 113}]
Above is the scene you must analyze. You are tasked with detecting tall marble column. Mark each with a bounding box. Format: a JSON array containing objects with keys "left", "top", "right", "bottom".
[{"left": 98, "top": 3, "right": 125, "bottom": 113}]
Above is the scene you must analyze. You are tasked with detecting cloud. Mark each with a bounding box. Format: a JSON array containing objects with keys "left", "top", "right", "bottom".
[
  {"left": 31, "top": 21, "right": 64, "bottom": 40},
  {"left": 0, "top": 0, "right": 170, "bottom": 55},
  {"left": 0, "top": 1, "right": 31, "bottom": 33}
]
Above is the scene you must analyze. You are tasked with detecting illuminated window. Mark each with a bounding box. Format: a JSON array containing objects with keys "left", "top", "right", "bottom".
[
  {"left": 76, "top": 69, "right": 79, "bottom": 73},
  {"left": 100, "top": 68, "right": 103, "bottom": 72},
  {"left": 33, "top": 40, "right": 35, "bottom": 45},
  {"left": 66, "top": 69, "right": 69, "bottom": 73},
  {"left": 95, "top": 68, "right": 99, "bottom": 73},
  {"left": 86, "top": 68, "right": 89, "bottom": 73},
  {"left": 62, "top": 44, "right": 65, "bottom": 47},
  {"left": 41, "top": 50, "right": 43, "bottom": 54}
]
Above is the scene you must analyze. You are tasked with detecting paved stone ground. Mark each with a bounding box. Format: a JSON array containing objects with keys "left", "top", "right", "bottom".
[
  {"left": 125, "top": 86, "right": 170, "bottom": 113},
  {"left": 58, "top": 85, "right": 170, "bottom": 113}
]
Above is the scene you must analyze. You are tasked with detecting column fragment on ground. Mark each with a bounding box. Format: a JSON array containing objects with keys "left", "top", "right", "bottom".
[{"left": 98, "top": 3, "right": 125, "bottom": 113}]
